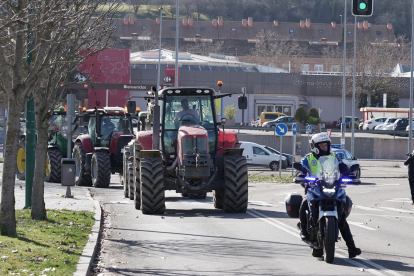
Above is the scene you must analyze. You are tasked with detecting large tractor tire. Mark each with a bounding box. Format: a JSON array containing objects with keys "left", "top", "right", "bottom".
[
  {"left": 16, "top": 139, "right": 26, "bottom": 180},
  {"left": 140, "top": 157, "right": 165, "bottom": 214},
  {"left": 323, "top": 217, "right": 336, "bottom": 263},
  {"left": 73, "top": 142, "right": 91, "bottom": 186},
  {"left": 128, "top": 161, "right": 134, "bottom": 200},
  {"left": 91, "top": 152, "right": 111, "bottom": 188},
  {"left": 223, "top": 155, "right": 248, "bottom": 213},
  {"left": 45, "top": 149, "right": 62, "bottom": 183},
  {"left": 213, "top": 189, "right": 224, "bottom": 209},
  {"left": 123, "top": 146, "right": 130, "bottom": 198},
  {"left": 133, "top": 144, "right": 141, "bottom": 209}
]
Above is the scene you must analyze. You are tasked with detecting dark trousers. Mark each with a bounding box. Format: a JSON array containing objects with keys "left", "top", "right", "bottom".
[
  {"left": 299, "top": 197, "right": 355, "bottom": 245},
  {"left": 409, "top": 179, "right": 414, "bottom": 202}
]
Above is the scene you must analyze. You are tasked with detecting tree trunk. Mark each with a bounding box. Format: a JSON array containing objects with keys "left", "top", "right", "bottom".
[
  {"left": 31, "top": 121, "right": 48, "bottom": 220},
  {"left": 0, "top": 97, "right": 25, "bottom": 237}
]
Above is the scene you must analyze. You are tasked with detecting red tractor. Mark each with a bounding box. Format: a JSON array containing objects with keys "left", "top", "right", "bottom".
[
  {"left": 124, "top": 85, "right": 248, "bottom": 214},
  {"left": 73, "top": 106, "right": 135, "bottom": 188}
]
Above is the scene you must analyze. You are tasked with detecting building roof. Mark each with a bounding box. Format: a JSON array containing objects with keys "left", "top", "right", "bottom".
[{"left": 115, "top": 18, "right": 396, "bottom": 44}]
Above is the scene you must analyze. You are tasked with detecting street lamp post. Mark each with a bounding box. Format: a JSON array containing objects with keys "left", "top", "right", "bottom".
[
  {"left": 340, "top": 15, "right": 342, "bottom": 25},
  {"left": 341, "top": 4, "right": 347, "bottom": 148}
]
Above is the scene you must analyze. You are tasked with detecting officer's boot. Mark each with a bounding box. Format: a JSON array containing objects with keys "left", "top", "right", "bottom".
[
  {"left": 340, "top": 220, "right": 362, "bottom": 258},
  {"left": 346, "top": 241, "right": 362, "bottom": 258}
]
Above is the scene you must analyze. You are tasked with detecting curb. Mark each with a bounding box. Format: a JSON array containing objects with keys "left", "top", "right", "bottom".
[{"left": 74, "top": 191, "right": 101, "bottom": 276}]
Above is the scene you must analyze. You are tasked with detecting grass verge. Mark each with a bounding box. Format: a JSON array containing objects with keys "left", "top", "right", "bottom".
[
  {"left": 249, "top": 172, "right": 294, "bottom": 183},
  {"left": 0, "top": 209, "right": 94, "bottom": 276}
]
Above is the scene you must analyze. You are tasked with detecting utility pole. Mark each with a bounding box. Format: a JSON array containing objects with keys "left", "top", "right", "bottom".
[
  {"left": 341, "top": 2, "right": 347, "bottom": 148},
  {"left": 175, "top": 0, "right": 179, "bottom": 87}
]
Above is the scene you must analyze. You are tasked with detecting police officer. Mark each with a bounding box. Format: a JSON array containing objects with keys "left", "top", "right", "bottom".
[
  {"left": 404, "top": 150, "right": 414, "bottom": 205},
  {"left": 298, "top": 133, "right": 362, "bottom": 258}
]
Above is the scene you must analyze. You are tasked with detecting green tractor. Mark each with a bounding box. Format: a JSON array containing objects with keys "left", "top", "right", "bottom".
[{"left": 16, "top": 108, "right": 79, "bottom": 182}]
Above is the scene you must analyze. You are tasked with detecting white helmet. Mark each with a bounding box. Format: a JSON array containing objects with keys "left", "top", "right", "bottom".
[{"left": 310, "top": 133, "right": 331, "bottom": 155}]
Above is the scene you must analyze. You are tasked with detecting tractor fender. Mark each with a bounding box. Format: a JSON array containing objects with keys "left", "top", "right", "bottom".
[
  {"left": 136, "top": 130, "right": 154, "bottom": 150},
  {"left": 217, "top": 129, "right": 239, "bottom": 155},
  {"left": 140, "top": 150, "right": 162, "bottom": 159},
  {"left": 75, "top": 134, "right": 93, "bottom": 153}
]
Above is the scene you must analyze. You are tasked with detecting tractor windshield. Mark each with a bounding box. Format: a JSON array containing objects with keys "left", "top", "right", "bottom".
[
  {"left": 100, "top": 116, "right": 132, "bottom": 147},
  {"left": 162, "top": 95, "right": 217, "bottom": 156}
]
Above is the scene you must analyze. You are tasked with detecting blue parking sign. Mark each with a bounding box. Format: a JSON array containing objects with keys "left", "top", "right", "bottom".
[
  {"left": 306, "top": 125, "right": 312, "bottom": 134},
  {"left": 292, "top": 123, "right": 297, "bottom": 135}
]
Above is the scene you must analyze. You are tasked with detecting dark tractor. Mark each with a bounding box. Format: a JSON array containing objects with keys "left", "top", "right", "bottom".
[
  {"left": 16, "top": 109, "right": 79, "bottom": 182},
  {"left": 123, "top": 85, "right": 248, "bottom": 214},
  {"left": 73, "top": 106, "right": 135, "bottom": 188}
]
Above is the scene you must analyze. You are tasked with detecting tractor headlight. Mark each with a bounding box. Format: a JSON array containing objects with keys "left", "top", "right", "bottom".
[{"left": 322, "top": 187, "right": 336, "bottom": 197}]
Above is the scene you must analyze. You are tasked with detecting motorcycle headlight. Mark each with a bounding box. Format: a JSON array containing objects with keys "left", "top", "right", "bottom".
[{"left": 322, "top": 187, "right": 336, "bottom": 197}]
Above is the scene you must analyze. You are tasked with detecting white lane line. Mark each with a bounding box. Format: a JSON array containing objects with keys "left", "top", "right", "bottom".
[
  {"left": 354, "top": 205, "right": 384, "bottom": 211},
  {"left": 248, "top": 209, "right": 401, "bottom": 276},
  {"left": 386, "top": 200, "right": 413, "bottom": 203},
  {"left": 176, "top": 199, "right": 211, "bottom": 205},
  {"left": 379, "top": 207, "right": 413, "bottom": 213},
  {"left": 347, "top": 221, "right": 377, "bottom": 230},
  {"left": 248, "top": 201, "right": 273, "bottom": 207}
]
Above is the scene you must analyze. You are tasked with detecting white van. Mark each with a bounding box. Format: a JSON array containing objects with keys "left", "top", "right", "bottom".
[{"left": 239, "top": 141, "right": 287, "bottom": 171}]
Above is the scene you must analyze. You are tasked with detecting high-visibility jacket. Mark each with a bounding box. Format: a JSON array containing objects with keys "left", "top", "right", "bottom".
[{"left": 306, "top": 153, "right": 336, "bottom": 176}]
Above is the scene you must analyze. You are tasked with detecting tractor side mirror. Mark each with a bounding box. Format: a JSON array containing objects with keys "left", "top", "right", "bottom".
[
  {"left": 127, "top": 101, "right": 136, "bottom": 114},
  {"left": 238, "top": 96, "right": 247, "bottom": 110},
  {"left": 122, "top": 118, "right": 130, "bottom": 134},
  {"left": 221, "top": 118, "right": 227, "bottom": 125},
  {"left": 83, "top": 113, "right": 90, "bottom": 123}
]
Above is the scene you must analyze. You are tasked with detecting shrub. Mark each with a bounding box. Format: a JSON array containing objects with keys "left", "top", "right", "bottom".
[
  {"left": 294, "top": 106, "right": 307, "bottom": 123},
  {"left": 224, "top": 104, "right": 237, "bottom": 119},
  {"left": 307, "top": 108, "right": 319, "bottom": 119},
  {"left": 307, "top": 116, "right": 320, "bottom": 125}
]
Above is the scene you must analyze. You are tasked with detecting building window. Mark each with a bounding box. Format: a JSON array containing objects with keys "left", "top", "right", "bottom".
[
  {"left": 300, "top": 64, "right": 310, "bottom": 72},
  {"left": 171, "top": 26, "right": 176, "bottom": 31},
  {"left": 200, "top": 27, "right": 206, "bottom": 31},
  {"left": 376, "top": 31, "right": 382, "bottom": 35},
  {"left": 318, "top": 29, "right": 324, "bottom": 34},
  {"left": 289, "top": 29, "right": 295, "bottom": 36},
  {"left": 261, "top": 28, "right": 265, "bottom": 32},
  {"left": 347, "top": 31, "right": 352, "bottom": 34},
  {"left": 231, "top": 28, "right": 236, "bottom": 31},
  {"left": 331, "top": 65, "right": 340, "bottom": 72},
  {"left": 314, "top": 64, "right": 323, "bottom": 72},
  {"left": 141, "top": 26, "right": 147, "bottom": 30}
]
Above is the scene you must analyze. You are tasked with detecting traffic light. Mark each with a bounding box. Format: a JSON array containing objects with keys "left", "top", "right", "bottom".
[{"left": 352, "top": 0, "right": 373, "bottom": 16}]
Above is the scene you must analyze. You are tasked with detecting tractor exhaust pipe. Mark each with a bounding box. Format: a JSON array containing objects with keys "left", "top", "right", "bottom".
[{"left": 167, "top": 156, "right": 178, "bottom": 172}]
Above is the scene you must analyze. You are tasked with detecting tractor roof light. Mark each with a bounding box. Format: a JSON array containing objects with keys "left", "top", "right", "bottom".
[
  {"left": 204, "top": 90, "right": 210, "bottom": 93},
  {"left": 136, "top": 107, "right": 141, "bottom": 112},
  {"left": 217, "top": 81, "right": 223, "bottom": 87},
  {"left": 59, "top": 106, "right": 65, "bottom": 112},
  {"left": 82, "top": 107, "right": 86, "bottom": 111},
  {"left": 167, "top": 90, "right": 173, "bottom": 94},
  {"left": 175, "top": 90, "right": 181, "bottom": 93},
  {"left": 196, "top": 89, "right": 202, "bottom": 93}
]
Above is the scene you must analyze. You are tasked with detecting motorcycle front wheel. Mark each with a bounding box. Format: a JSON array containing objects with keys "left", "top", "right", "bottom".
[{"left": 323, "top": 217, "right": 336, "bottom": 263}]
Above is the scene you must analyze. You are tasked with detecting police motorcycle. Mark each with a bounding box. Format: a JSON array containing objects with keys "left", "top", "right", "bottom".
[{"left": 285, "top": 156, "right": 360, "bottom": 263}]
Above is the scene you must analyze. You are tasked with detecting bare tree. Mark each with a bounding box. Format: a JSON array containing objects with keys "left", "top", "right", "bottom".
[
  {"left": 0, "top": 0, "right": 120, "bottom": 237},
  {"left": 128, "top": 0, "right": 150, "bottom": 16},
  {"left": 249, "top": 31, "right": 307, "bottom": 71},
  {"left": 182, "top": 41, "right": 224, "bottom": 56},
  {"left": 131, "top": 30, "right": 164, "bottom": 52}
]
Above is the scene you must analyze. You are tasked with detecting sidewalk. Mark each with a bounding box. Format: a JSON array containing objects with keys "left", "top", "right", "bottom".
[{"left": 0, "top": 163, "right": 101, "bottom": 276}]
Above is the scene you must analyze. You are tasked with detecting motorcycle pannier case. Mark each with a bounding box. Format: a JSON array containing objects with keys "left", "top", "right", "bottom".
[
  {"left": 285, "top": 193, "right": 303, "bottom": 218},
  {"left": 344, "top": 196, "right": 353, "bottom": 218}
]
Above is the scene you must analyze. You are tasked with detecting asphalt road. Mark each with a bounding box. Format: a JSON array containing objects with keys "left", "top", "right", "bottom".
[{"left": 90, "top": 159, "right": 414, "bottom": 276}]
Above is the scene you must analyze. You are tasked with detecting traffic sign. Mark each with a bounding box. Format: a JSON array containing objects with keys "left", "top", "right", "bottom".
[
  {"left": 292, "top": 123, "right": 297, "bottom": 135},
  {"left": 327, "top": 129, "right": 332, "bottom": 138},
  {"left": 275, "top": 123, "right": 288, "bottom": 136},
  {"left": 306, "top": 125, "right": 312, "bottom": 134}
]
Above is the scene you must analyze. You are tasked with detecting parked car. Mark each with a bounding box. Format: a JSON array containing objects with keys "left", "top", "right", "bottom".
[
  {"left": 406, "top": 121, "right": 414, "bottom": 131},
  {"left": 263, "top": 145, "right": 294, "bottom": 167},
  {"left": 239, "top": 141, "right": 287, "bottom": 171},
  {"left": 393, "top": 118, "right": 410, "bottom": 131},
  {"left": 258, "top": 112, "right": 287, "bottom": 127},
  {"left": 374, "top": 117, "right": 402, "bottom": 130},
  {"left": 336, "top": 116, "right": 360, "bottom": 129},
  {"left": 262, "top": 116, "right": 297, "bottom": 129},
  {"left": 362, "top": 117, "right": 388, "bottom": 130},
  {"left": 251, "top": 119, "right": 260, "bottom": 127},
  {"left": 331, "top": 145, "right": 361, "bottom": 178}
]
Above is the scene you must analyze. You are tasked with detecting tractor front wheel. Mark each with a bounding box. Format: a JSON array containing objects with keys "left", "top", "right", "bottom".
[
  {"left": 140, "top": 157, "right": 165, "bottom": 214},
  {"left": 223, "top": 155, "right": 248, "bottom": 213},
  {"left": 128, "top": 161, "right": 134, "bottom": 200},
  {"left": 45, "top": 149, "right": 62, "bottom": 183},
  {"left": 91, "top": 152, "right": 111, "bottom": 188},
  {"left": 73, "top": 142, "right": 91, "bottom": 186},
  {"left": 16, "top": 139, "right": 26, "bottom": 180}
]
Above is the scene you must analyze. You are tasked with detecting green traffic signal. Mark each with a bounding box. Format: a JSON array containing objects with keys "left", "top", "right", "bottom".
[{"left": 358, "top": 2, "right": 367, "bottom": 11}]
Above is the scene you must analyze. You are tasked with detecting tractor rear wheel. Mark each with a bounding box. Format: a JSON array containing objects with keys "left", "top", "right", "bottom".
[
  {"left": 128, "top": 161, "right": 134, "bottom": 200},
  {"left": 213, "top": 189, "right": 224, "bottom": 209},
  {"left": 223, "top": 155, "right": 248, "bottom": 213},
  {"left": 45, "top": 149, "right": 62, "bottom": 183},
  {"left": 140, "top": 157, "right": 165, "bottom": 214},
  {"left": 16, "top": 139, "right": 26, "bottom": 180},
  {"left": 73, "top": 142, "right": 91, "bottom": 186},
  {"left": 123, "top": 146, "right": 130, "bottom": 198},
  {"left": 91, "top": 152, "right": 111, "bottom": 188}
]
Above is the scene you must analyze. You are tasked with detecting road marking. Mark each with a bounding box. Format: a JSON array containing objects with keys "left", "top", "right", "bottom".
[
  {"left": 354, "top": 205, "right": 384, "bottom": 211},
  {"left": 110, "top": 201, "right": 131, "bottom": 204},
  {"left": 347, "top": 221, "right": 377, "bottom": 230},
  {"left": 379, "top": 207, "right": 413, "bottom": 213},
  {"left": 247, "top": 209, "right": 402, "bottom": 276},
  {"left": 248, "top": 201, "right": 273, "bottom": 207}
]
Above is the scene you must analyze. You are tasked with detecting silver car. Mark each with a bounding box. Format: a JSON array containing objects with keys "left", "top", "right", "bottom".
[{"left": 262, "top": 116, "right": 296, "bottom": 129}]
